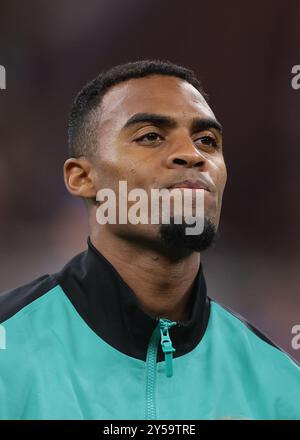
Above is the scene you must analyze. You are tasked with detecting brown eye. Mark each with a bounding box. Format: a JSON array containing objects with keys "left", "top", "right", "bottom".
[
  {"left": 136, "top": 132, "right": 163, "bottom": 143},
  {"left": 195, "top": 135, "right": 218, "bottom": 148}
]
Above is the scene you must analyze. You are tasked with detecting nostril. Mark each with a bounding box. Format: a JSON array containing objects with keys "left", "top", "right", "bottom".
[
  {"left": 173, "top": 158, "right": 187, "bottom": 165},
  {"left": 193, "top": 160, "right": 205, "bottom": 167}
]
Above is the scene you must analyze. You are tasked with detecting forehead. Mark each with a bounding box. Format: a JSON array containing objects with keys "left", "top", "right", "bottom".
[{"left": 99, "top": 75, "right": 216, "bottom": 128}]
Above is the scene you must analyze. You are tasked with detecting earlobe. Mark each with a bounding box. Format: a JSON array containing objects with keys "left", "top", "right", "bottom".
[{"left": 63, "top": 158, "right": 97, "bottom": 199}]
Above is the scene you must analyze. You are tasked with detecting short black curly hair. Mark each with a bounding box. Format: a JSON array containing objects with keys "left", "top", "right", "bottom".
[{"left": 68, "top": 59, "right": 208, "bottom": 158}]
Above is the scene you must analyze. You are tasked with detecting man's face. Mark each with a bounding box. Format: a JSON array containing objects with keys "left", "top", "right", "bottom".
[{"left": 90, "top": 74, "right": 227, "bottom": 250}]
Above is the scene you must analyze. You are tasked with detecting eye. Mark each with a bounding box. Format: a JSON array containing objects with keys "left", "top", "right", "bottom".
[
  {"left": 194, "top": 135, "right": 218, "bottom": 148},
  {"left": 135, "top": 132, "right": 163, "bottom": 144}
]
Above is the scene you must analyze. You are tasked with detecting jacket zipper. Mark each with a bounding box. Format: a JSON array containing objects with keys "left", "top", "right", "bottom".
[{"left": 145, "top": 317, "right": 179, "bottom": 420}]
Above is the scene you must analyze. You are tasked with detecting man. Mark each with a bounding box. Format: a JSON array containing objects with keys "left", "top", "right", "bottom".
[{"left": 0, "top": 60, "right": 299, "bottom": 420}]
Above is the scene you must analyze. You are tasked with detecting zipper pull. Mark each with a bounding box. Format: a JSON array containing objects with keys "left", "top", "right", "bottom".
[{"left": 159, "top": 318, "right": 177, "bottom": 378}]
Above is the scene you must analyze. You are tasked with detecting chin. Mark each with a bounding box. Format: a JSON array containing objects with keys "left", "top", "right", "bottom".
[{"left": 159, "top": 217, "right": 219, "bottom": 253}]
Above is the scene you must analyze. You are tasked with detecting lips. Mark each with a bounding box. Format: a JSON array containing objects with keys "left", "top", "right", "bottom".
[{"left": 167, "top": 179, "right": 211, "bottom": 192}]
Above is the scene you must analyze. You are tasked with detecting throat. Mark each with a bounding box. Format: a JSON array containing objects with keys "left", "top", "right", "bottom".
[
  {"left": 118, "top": 257, "right": 200, "bottom": 322},
  {"left": 89, "top": 233, "right": 200, "bottom": 322}
]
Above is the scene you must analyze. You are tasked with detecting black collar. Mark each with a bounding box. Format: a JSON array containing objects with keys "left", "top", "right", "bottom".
[{"left": 55, "top": 237, "right": 210, "bottom": 362}]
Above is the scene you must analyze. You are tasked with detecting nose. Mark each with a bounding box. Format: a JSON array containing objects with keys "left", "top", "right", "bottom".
[{"left": 166, "top": 140, "right": 208, "bottom": 170}]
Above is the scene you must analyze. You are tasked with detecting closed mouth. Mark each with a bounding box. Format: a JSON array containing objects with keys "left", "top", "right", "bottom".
[{"left": 167, "top": 180, "right": 211, "bottom": 191}]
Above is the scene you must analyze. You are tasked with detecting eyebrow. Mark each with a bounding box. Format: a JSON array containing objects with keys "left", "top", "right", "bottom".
[{"left": 122, "top": 112, "right": 223, "bottom": 134}]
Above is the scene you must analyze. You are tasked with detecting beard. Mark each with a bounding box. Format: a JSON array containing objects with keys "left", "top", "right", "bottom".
[{"left": 159, "top": 217, "right": 219, "bottom": 252}]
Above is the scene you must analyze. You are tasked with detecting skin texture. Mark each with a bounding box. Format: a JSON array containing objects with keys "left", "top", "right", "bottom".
[{"left": 64, "top": 75, "right": 227, "bottom": 322}]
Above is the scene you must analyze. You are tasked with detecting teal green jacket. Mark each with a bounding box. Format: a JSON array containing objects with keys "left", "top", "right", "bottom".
[{"left": 0, "top": 238, "right": 299, "bottom": 420}]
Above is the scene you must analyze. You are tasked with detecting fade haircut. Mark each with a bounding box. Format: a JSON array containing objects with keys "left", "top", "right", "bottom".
[{"left": 68, "top": 59, "right": 208, "bottom": 158}]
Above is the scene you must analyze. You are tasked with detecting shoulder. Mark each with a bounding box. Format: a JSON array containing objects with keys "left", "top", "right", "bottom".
[
  {"left": 209, "top": 298, "right": 300, "bottom": 370},
  {"left": 0, "top": 274, "right": 59, "bottom": 324},
  {"left": 0, "top": 249, "right": 88, "bottom": 326}
]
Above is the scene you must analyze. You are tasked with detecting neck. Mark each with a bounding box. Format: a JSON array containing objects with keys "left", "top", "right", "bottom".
[{"left": 90, "top": 228, "right": 201, "bottom": 322}]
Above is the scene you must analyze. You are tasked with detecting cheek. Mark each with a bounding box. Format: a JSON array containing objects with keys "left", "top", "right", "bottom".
[
  {"left": 117, "top": 156, "right": 156, "bottom": 189},
  {"left": 96, "top": 157, "right": 150, "bottom": 193},
  {"left": 101, "top": 138, "right": 140, "bottom": 177},
  {"left": 219, "top": 163, "right": 227, "bottom": 191},
  {"left": 213, "top": 157, "right": 227, "bottom": 192}
]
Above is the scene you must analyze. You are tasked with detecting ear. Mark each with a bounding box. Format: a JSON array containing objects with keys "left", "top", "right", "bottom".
[{"left": 63, "top": 158, "right": 97, "bottom": 199}]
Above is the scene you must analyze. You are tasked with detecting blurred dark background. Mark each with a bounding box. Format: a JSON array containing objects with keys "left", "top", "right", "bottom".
[{"left": 0, "top": 0, "right": 299, "bottom": 359}]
